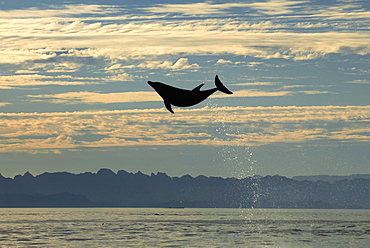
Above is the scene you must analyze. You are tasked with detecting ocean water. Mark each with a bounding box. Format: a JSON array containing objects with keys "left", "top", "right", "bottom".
[{"left": 0, "top": 208, "right": 369, "bottom": 247}]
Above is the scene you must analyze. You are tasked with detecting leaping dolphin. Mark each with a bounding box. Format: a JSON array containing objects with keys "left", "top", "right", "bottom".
[{"left": 148, "top": 75, "right": 233, "bottom": 113}]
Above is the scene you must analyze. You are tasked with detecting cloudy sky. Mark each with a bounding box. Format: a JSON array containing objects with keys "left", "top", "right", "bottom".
[{"left": 1, "top": 0, "right": 369, "bottom": 178}]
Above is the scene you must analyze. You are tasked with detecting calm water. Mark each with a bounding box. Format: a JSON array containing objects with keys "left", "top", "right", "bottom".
[{"left": 0, "top": 208, "right": 369, "bottom": 247}]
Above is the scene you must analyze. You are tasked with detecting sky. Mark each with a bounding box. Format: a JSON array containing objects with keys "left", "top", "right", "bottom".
[{"left": 0, "top": 0, "right": 369, "bottom": 178}]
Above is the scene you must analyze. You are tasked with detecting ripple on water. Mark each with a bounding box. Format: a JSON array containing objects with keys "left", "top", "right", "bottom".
[{"left": 0, "top": 208, "right": 369, "bottom": 247}]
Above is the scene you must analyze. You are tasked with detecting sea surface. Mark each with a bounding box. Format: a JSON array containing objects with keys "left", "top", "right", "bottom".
[{"left": 0, "top": 208, "right": 369, "bottom": 247}]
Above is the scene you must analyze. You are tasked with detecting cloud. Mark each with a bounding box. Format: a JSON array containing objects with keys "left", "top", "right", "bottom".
[
  {"left": 130, "top": 58, "right": 200, "bottom": 70},
  {"left": 346, "top": 80, "right": 370, "bottom": 84},
  {"left": 5, "top": 29, "right": 363, "bottom": 64},
  {"left": 0, "top": 102, "right": 12, "bottom": 107},
  {"left": 295, "top": 22, "right": 329, "bottom": 29},
  {"left": 15, "top": 70, "right": 38, "bottom": 74},
  {"left": 1, "top": 3, "right": 370, "bottom": 69},
  {"left": 27, "top": 91, "right": 160, "bottom": 104},
  {"left": 212, "top": 89, "right": 294, "bottom": 98},
  {"left": 1, "top": 105, "right": 369, "bottom": 153},
  {"left": 26, "top": 87, "right": 330, "bottom": 105},
  {"left": 104, "top": 73, "right": 135, "bottom": 82},
  {"left": 216, "top": 59, "right": 233, "bottom": 64},
  {"left": 45, "top": 62, "right": 81, "bottom": 73},
  {"left": 0, "top": 4, "right": 118, "bottom": 18},
  {"left": 0, "top": 74, "right": 101, "bottom": 87},
  {"left": 105, "top": 64, "right": 122, "bottom": 71},
  {"left": 231, "top": 82, "right": 278, "bottom": 86},
  {"left": 172, "top": 58, "right": 200, "bottom": 70},
  {"left": 245, "top": 0, "right": 307, "bottom": 15},
  {"left": 0, "top": 48, "right": 57, "bottom": 64},
  {"left": 143, "top": 1, "right": 307, "bottom": 16},
  {"left": 311, "top": 4, "right": 370, "bottom": 21},
  {"left": 142, "top": 3, "right": 252, "bottom": 16}
]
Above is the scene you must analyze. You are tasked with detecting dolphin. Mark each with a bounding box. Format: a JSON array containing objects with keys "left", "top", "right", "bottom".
[{"left": 148, "top": 75, "right": 233, "bottom": 113}]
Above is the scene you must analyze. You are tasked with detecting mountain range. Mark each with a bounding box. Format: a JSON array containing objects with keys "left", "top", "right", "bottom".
[
  {"left": 1, "top": 169, "right": 369, "bottom": 209},
  {"left": 293, "top": 174, "right": 370, "bottom": 183}
]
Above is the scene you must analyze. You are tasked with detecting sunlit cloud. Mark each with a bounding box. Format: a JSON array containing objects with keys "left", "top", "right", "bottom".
[
  {"left": 1, "top": 105, "right": 369, "bottom": 154},
  {"left": 142, "top": 2, "right": 252, "bottom": 16},
  {"left": 104, "top": 73, "right": 135, "bottom": 82},
  {"left": 143, "top": 1, "right": 307, "bottom": 16},
  {"left": 244, "top": 0, "right": 307, "bottom": 15},
  {"left": 0, "top": 74, "right": 102, "bottom": 87},
  {"left": 295, "top": 22, "right": 329, "bottom": 29},
  {"left": 124, "top": 58, "right": 200, "bottom": 70},
  {"left": 212, "top": 89, "right": 294, "bottom": 98},
  {"left": 231, "top": 82, "right": 279, "bottom": 86},
  {"left": 3, "top": 29, "right": 368, "bottom": 66},
  {"left": 104, "top": 64, "right": 122, "bottom": 71},
  {"left": 346, "top": 80, "right": 370, "bottom": 84},
  {"left": 27, "top": 91, "right": 160, "bottom": 104},
  {"left": 15, "top": 70, "right": 39, "bottom": 74},
  {"left": 0, "top": 4, "right": 119, "bottom": 18},
  {"left": 25, "top": 87, "right": 330, "bottom": 105},
  {"left": 0, "top": 48, "right": 57, "bottom": 64},
  {"left": 216, "top": 59, "right": 233, "bottom": 64},
  {"left": 1, "top": 2, "right": 369, "bottom": 70},
  {"left": 312, "top": 4, "right": 370, "bottom": 20},
  {"left": 0, "top": 102, "right": 12, "bottom": 107}
]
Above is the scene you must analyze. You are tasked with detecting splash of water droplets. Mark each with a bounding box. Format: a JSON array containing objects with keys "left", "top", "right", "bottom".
[{"left": 207, "top": 100, "right": 260, "bottom": 209}]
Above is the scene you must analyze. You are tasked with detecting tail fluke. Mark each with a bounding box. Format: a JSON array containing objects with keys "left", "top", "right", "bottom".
[{"left": 215, "top": 75, "right": 233, "bottom": 94}]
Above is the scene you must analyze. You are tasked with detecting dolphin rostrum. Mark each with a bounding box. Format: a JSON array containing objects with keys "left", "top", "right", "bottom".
[{"left": 148, "top": 75, "right": 233, "bottom": 113}]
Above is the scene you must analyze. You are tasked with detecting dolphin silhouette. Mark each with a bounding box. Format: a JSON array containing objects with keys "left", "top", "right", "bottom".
[{"left": 148, "top": 75, "right": 233, "bottom": 113}]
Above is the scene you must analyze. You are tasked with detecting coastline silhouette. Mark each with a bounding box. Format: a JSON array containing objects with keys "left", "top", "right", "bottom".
[
  {"left": 1, "top": 169, "right": 369, "bottom": 208},
  {"left": 148, "top": 75, "right": 233, "bottom": 113}
]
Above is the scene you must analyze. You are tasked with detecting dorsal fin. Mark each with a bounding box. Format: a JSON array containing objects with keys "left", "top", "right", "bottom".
[{"left": 192, "top": 83, "right": 204, "bottom": 92}]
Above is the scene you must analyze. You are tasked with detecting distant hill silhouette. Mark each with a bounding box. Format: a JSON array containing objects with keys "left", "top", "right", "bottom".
[
  {"left": 0, "top": 169, "right": 369, "bottom": 209},
  {"left": 292, "top": 174, "right": 370, "bottom": 183}
]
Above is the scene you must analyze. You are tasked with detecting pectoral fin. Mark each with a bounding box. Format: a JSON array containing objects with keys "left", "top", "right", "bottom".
[
  {"left": 164, "top": 101, "right": 174, "bottom": 114},
  {"left": 192, "top": 83, "right": 204, "bottom": 92}
]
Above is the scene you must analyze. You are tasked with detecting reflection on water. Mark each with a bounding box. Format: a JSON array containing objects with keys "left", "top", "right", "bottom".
[{"left": 0, "top": 208, "right": 369, "bottom": 247}]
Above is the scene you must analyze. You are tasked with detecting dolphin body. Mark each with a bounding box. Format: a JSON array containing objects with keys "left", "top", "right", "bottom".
[{"left": 148, "top": 75, "right": 233, "bottom": 113}]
